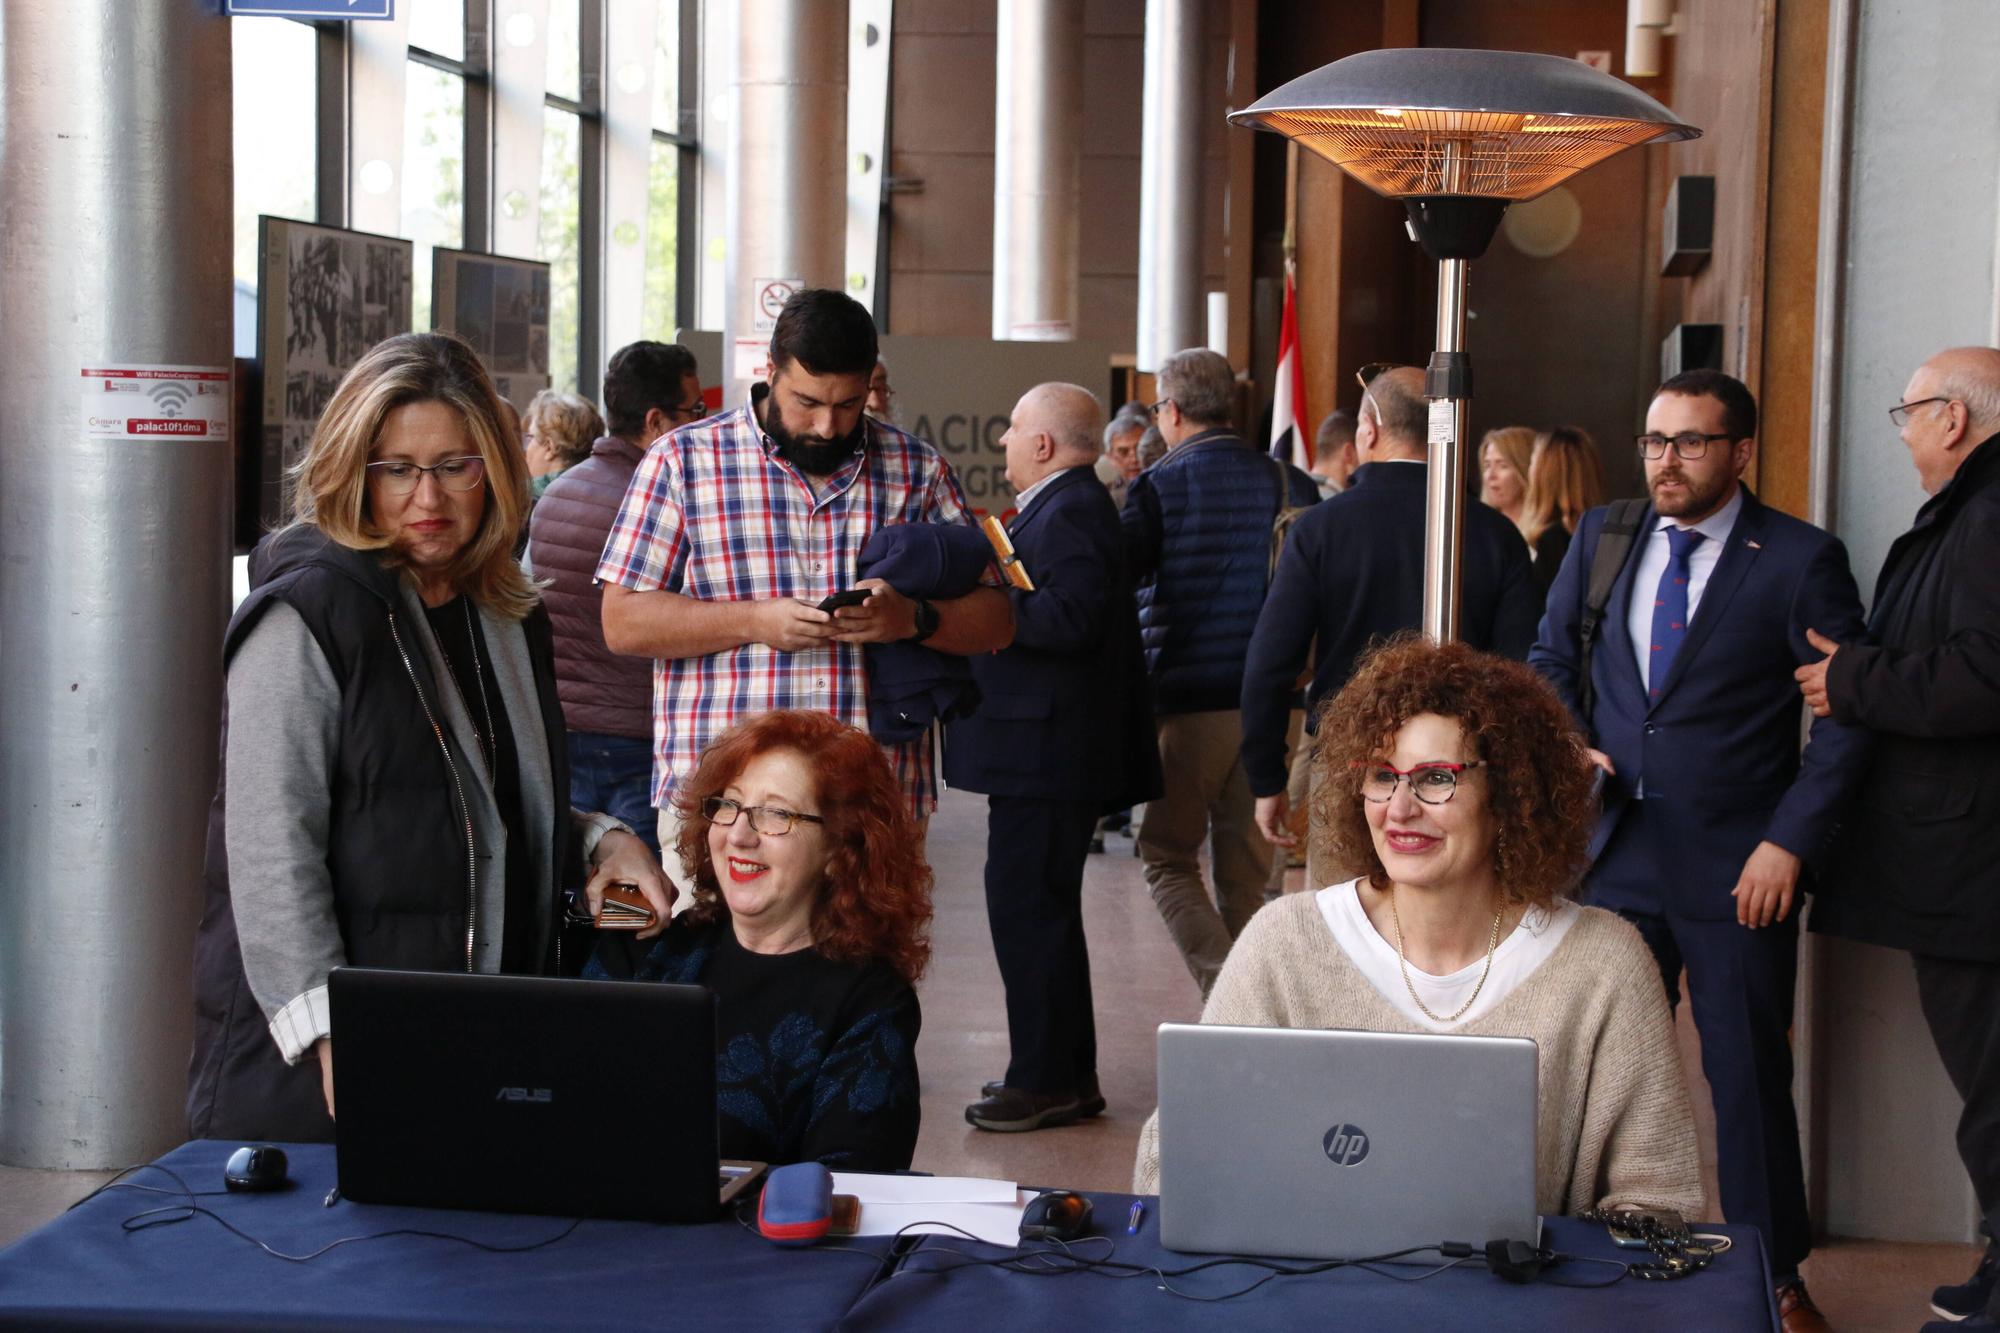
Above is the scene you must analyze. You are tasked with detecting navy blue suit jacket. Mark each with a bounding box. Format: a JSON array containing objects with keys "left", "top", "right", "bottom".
[
  {"left": 1528, "top": 487, "right": 1872, "bottom": 918},
  {"left": 944, "top": 467, "right": 1163, "bottom": 812}
]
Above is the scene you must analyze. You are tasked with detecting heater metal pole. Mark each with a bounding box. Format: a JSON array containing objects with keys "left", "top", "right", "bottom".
[{"left": 1422, "top": 257, "right": 1471, "bottom": 642}]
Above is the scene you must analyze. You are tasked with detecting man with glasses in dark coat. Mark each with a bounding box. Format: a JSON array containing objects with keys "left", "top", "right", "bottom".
[
  {"left": 1530, "top": 369, "right": 1871, "bottom": 1332},
  {"left": 1798, "top": 347, "right": 2000, "bottom": 1332}
]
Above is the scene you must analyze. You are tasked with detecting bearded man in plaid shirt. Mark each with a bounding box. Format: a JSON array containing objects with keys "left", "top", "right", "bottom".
[{"left": 598, "top": 289, "right": 1013, "bottom": 892}]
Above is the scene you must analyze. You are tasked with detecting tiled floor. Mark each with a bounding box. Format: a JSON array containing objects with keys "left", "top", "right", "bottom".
[{"left": 1, "top": 786, "right": 1984, "bottom": 1328}]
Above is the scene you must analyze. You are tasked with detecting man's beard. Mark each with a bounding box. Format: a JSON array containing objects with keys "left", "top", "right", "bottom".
[
  {"left": 767, "top": 405, "right": 865, "bottom": 476},
  {"left": 1649, "top": 466, "right": 1734, "bottom": 519}
]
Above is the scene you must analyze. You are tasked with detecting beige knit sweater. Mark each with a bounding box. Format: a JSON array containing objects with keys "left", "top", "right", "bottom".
[{"left": 1133, "top": 892, "right": 1704, "bottom": 1220}]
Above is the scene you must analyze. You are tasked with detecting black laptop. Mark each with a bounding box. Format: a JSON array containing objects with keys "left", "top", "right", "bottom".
[{"left": 329, "top": 968, "right": 764, "bottom": 1222}]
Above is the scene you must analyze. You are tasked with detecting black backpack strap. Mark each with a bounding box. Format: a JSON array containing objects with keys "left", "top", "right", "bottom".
[{"left": 1576, "top": 498, "right": 1648, "bottom": 724}]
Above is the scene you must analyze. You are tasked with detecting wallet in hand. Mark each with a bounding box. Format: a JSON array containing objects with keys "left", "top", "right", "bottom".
[{"left": 564, "top": 880, "right": 658, "bottom": 931}]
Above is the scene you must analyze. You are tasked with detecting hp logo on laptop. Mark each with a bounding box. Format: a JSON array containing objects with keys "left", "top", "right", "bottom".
[{"left": 1322, "top": 1123, "right": 1370, "bottom": 1166}]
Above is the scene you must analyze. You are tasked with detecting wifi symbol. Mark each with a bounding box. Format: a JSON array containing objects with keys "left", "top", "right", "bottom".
[{"left": 150, "top": 383, "right": 192, "bottom": 416}]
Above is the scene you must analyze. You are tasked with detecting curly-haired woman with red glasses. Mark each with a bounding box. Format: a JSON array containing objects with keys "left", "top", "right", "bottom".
[{"left": 586, "top": 709, "right": 931, "bottom": 1171}]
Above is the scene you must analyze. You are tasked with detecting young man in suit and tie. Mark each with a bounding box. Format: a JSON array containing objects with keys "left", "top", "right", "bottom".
[
  {"left": 949, "top": 383, "right": 1163, "bottom": 1132},
  {"left": 1530, "top": 369, "right": 1871, "bottom": 1333}
]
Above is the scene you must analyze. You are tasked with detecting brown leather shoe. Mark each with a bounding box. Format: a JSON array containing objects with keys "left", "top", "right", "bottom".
[
  {"left": 980, "top": 1075, "right": 1105, "bottom": 1118},
  {"left": 1775, "top": 1277, "right": 1831, "bottom": 1333},
  {"left": 965, "top": 1086, "right": 1084, "bottom": 1132}
]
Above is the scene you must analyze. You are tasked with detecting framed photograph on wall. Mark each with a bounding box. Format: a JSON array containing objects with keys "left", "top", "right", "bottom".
[
  {"left": 431, "top": 248, "right": 554, "bottom": 414},
  {"left": 255, "top": 216, "right": 413, "bottom": 531}
]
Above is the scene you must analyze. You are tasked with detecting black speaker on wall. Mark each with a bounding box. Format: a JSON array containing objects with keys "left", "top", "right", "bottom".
[
  {"left": 1662, "top": 175, "right": 1715, "bottom": 277},
  {"left": 1662, "top": 323, "right": 1724, "bottom": 381}
]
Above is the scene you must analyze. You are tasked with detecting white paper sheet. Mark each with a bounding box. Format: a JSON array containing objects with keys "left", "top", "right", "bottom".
[
  {"left": 827, "top": 1173, "right": 1018, "bottom": 1205},
  {"left": 839, "top": 1192, "right": 1034, "bottom": 1246}
]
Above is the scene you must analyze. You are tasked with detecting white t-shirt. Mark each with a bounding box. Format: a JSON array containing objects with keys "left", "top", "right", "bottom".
[{"left": 1314, "top": 877, "right": 1581, "bottom": 1032}]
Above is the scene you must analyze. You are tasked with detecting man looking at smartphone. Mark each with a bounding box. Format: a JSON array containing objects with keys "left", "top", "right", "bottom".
[{"left": 599, "top": 289, "right": 1011, "bottom": 894}]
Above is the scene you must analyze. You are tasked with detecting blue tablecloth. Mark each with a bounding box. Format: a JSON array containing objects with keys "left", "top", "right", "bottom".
[
  {"left": 841, "top": 1190, "right": 1780, "bottom": 1332},
  {"left": 0, "top": 1140, "right": 898, "bottom": 1331}
]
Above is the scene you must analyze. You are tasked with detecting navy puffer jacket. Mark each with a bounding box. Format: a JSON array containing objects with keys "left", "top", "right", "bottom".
[{"left": 1120, "top": 430, "right": 1319, "bottom": 714}]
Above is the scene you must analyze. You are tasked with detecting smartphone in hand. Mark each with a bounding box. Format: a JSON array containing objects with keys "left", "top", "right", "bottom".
[{"left": 817, "top": 588, "right": 872, "bottom": 613}]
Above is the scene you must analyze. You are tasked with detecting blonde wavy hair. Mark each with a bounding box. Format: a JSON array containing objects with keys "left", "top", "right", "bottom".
[
  {"left": 1479, "top": 426, "right": 1537, "bottom": 522},
  {"left": 524, "top": 388, "right": 604, "bottom": 469},
  {"left": 287, "top": 332, "right": 538, "bottom": 620},
  {"left": 1520, "top": 426, "right": 1606, "bottom": 549}
]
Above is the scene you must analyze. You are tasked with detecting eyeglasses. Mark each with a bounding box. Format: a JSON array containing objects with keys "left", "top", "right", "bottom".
[
  {"left": 1147, "top": 398, "right": 1176, "bottom": 418},
  {"left": 1355, "top": 760, "right": 1489, "bottom": 805},
  {"left": 1635, "top": 432, "right": 1735, "bottom": 461},
  {"left": 365, "top": 456, "right": 487, "bottom": 494},
  {"left": 1888, "top": 396, "right": 1952, "bottom": 428},
  {"left": 1354, "top": 361, "right": 1405, "bottom": 392},
  {"left": 700, "top": 796, "right": 824, "bottom": 836},
  {"left": 670, "top": 400, "right": 709, "bottom": 422}
]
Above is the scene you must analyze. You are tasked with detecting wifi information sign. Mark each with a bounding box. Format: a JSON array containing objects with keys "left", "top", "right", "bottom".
[{"left": 81, "top": 364, "right": 231, "bottom": 442}]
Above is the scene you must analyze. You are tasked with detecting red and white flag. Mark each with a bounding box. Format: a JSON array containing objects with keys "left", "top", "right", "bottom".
[{"left": 1269, "top": 268, "right": 1309, "bottom": 471}]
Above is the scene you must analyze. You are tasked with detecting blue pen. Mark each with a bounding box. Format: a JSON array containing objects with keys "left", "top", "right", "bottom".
[{"left": 1126, "top": 1201, "right": 1145, "bottom": 1235}]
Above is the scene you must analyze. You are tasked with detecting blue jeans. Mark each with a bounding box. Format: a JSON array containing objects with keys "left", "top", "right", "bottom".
[{"left": 567, "top": 730, "right": 659, "bottom": 854}]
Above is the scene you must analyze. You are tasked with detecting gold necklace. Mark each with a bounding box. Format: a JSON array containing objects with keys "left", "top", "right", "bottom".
[{"left": 1388, "top": 885, "right": 1506, "bottom": 1025}]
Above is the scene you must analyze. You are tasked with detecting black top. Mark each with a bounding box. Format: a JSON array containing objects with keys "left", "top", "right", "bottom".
[
  {"left": 1531, "top": 523, "right": 1572, "bottom": 596},
  {"left": 586, "top": 919, "right": 922, "bottom": 1171},
  {"left": 424, "top": 595, "right": 535, "bottom": 973}
]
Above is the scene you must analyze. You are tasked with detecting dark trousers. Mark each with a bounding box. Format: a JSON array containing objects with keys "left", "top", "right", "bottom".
[
  {"left": 983, "top": 795, "right": 1101, "bottom": 1094},
  {"left": 567, "top": 730, "right": 660, "bottom": 854},
  {"left": 1914, "top": 951, "right": 2000, "bottom": 1288},
  {"left": 1590, "top": 802, "right": 1812, "bottom": 1278}
]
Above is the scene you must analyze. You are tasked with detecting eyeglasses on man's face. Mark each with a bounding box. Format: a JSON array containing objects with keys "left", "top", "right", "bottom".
[
  {"left": 365, "top": 456, "right": 487, "bottom": 495},
  {"left": 1356, "top": 760, "right": 1488, "bottom": 805},
  {"left": 1888, "top": 396, "right": 1952, "bottom": 429},
  {"left": 1147, "top": 398, "right": 1175, "bottom": 418},
  {"left": 669, "top": 400, "right": 709, "bottom": 423},
  {"left": 700, "top": 796, "right": 824, "bottom": 836},
  {"left": 1635, "top": 431, "right": 1734, "bottom": 461}
]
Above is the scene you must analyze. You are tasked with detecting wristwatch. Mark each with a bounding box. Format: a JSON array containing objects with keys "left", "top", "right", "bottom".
[{"left": 908, "top": 596, "right": 941, "bottom": 644}]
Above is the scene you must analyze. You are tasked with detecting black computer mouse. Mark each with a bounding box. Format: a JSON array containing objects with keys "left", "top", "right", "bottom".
[
  {"left": 223, "top": 1144, "right": 290, "bottom": 1192},
  {"left": 1019, "top": 1190, "right": 1093, "bottom": 1242}
]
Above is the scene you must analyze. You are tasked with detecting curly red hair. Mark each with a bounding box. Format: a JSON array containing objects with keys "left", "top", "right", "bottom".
[
  {"left": 672, "top": 710, "right": 933, "bottom": 983},
  {"left": 1309, "top": 635, "right": 1597, "bottom": 913}
]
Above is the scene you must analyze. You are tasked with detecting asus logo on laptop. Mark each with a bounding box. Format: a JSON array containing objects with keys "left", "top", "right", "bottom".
[{"left": 495, "top": 1086, "right": 554, "bottom": 1103}]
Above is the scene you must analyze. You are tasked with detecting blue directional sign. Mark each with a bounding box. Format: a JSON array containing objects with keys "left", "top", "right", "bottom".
[{"left": 226, "top": 0, "right": 394, "bottom": 19}]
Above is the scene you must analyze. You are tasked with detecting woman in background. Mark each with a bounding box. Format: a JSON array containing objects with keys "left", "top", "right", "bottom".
[
  {"left": 1519, "top": 426, "right": 1606, "bottom": 593},
  {"left": 1478, "top": 425, "right": 1537, "bottom": 535},
  {"left": 522, "top": 388, "right": 604, "bottom": 503}
]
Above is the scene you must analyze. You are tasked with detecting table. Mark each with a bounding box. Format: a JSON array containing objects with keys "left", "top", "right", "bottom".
[
  {"left": 0, "top": 1145, "right": 1778, "bottom": 1331},
  {"left": 839, "top": 1190, "right": 1780, "bottom": 1332},
  {"left": 0, "top": 1140, "right": 898, "bottom": 1330}
]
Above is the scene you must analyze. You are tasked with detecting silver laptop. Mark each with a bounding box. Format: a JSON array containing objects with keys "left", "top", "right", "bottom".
[{"left": 1156, "top": 1023, "right": 1539, "bottom": 1259}]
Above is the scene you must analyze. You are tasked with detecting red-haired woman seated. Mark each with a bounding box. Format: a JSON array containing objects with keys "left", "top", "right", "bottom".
[{"left": 586, "top": 710, "right": 931, "bottom": 1172}]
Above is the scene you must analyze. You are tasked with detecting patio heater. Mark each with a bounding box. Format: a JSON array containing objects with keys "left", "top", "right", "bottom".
[{"left": 1229, "top": 49, "right": 1698, "bottom": 640}]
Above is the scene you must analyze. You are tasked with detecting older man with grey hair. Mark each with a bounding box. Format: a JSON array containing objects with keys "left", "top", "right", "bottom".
[
  {"left": 1103, "top": 402, "right": 1149, "bottom": 509},
  {"left": 1122, "top": 348, "right": 1319, "bottom": 996},
  {"left": 1802, "top": 346, "right": 2000, "bottom": 1330}
]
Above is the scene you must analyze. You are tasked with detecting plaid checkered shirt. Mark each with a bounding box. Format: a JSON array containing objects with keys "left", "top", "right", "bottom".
[{"left": 596, "top": 400, "right": 979, "bottom": 815}]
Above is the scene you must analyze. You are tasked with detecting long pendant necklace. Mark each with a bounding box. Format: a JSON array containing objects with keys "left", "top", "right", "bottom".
[
  {"left": 1388, "top": 885, "right": 1506, "bottom": 1025},
  {"left": 434, "top": 598, "right": 496, "bottom": 775}
]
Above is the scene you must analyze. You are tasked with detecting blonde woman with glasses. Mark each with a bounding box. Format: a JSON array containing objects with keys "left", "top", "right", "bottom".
[{"left": 187, "top": 332, "right": 672, "bottom": 1145}]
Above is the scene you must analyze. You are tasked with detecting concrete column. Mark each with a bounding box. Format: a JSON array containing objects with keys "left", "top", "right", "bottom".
[
  {"left": 1136, "top": 0, "right": 1204, "bottom": 371},
  {"left": 721, "top": 0, "right": 850, "bottom": 406},
  {"left": 992, "top": 0, "right": 1084, "bottom": 341},
  {"left": 1807, "top": 0, "right": 2000, "bottom": 1244},
  {"left": 0, "top": 3, "right": 235, "bottom": 1167},
  {"left": 490, "top": 0, "right": 552, "bottom": 259}
]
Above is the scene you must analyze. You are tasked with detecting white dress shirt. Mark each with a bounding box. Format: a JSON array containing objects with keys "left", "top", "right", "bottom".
[{"left": 1626, "top": 482, "right": 1744, "bottom": 691}]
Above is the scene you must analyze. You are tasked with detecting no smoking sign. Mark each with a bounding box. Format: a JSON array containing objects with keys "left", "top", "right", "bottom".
[{"left": 753, "top": 277, "right": 801, "bottom": 335}]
